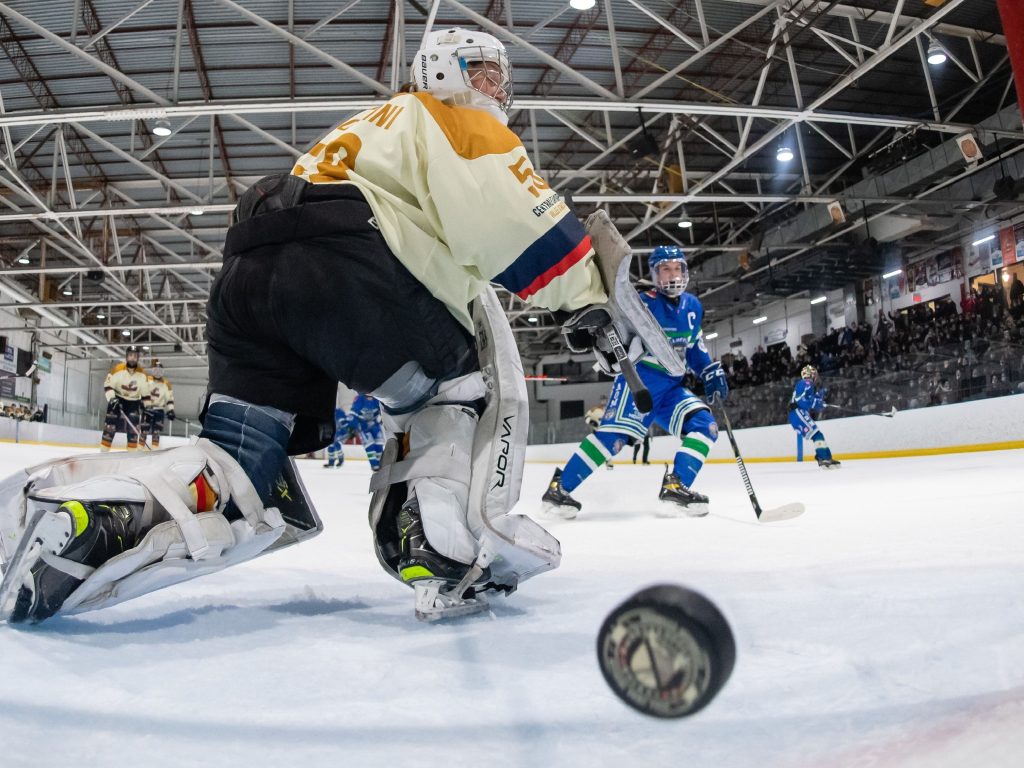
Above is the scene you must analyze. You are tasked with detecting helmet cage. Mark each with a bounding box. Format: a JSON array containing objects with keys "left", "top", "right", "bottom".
[
  {"left": 650, "top": 257, "right": 689, "bottom": 298},
  {"left": 801, "top": 365, "right": 818, "bottom": 380},
  {"left": 412, "top": 30, "right": 513, "bottom": 122}
]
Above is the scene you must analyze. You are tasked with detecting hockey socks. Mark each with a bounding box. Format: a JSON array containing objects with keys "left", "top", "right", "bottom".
[
  {"left": 560, "top": 431, "right": 626, "bottom": 492},
  {"left": 673, "top": 431, "right": 714, "bottom": 488}
]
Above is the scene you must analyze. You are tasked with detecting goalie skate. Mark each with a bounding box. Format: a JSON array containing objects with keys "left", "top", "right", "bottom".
[{"left": 412, "top": 550, "right": 495, "bottom": 622}]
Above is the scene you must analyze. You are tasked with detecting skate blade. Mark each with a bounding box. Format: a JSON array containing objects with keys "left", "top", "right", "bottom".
[
  {"left": 541, "top": 501, "right": 579, "bottom": 520},
  {"left": 413, "top": 579, "right": 489, "bottom": 622},
  {"left": 758, "top": 503, "right": 805, "bottom": 523},
  {"left": 0, "top": 509, "right": 73, "bottom": 623},
  {"left": 656, "top": 500, "right": 709, "bottom": 518}
]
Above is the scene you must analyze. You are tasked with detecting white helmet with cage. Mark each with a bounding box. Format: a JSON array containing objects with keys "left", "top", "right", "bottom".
[{"left": 411, "top": 28, "right": 513, "bottom": 125}]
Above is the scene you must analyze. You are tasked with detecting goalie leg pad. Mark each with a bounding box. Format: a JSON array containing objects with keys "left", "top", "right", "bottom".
[
  {"left": 0, "top": 439, "right": 321, "bottom": 620},
  {"left": 467, "top": 287, "right": 561, "bottom": 588}
]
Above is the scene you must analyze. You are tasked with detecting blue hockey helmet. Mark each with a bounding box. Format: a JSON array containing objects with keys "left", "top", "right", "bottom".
[{"left": 649, "top": 245, "right": 689, "bottom": 297}]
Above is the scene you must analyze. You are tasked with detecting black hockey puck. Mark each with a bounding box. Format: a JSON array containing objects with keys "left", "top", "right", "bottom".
[{"left": 596, "top": 584, "right": 736, "bottom": 718}]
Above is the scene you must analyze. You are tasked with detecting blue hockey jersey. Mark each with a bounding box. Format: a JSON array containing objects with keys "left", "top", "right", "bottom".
[
  {"left": 790, "top": 378, "right": 825, "bottom": 413},
  {"left": 637, "top": 289, "right": 713, "bottom": 379}
]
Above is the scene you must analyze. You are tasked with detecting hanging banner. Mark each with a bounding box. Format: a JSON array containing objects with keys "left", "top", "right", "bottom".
[
  {"left": 1000, "top": 226, "right": 1016, "bottom": 266},
  {"left": 1015, "top": 222, "right": 1024, "bottom": 263}
]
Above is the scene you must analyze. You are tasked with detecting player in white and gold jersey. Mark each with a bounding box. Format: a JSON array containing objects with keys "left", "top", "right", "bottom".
[
  {"left": 143, "top": 360, "right": 175, "bottom": 448},
  {"left": 99, "top": 345, "right": 150, "bottom": 451}
]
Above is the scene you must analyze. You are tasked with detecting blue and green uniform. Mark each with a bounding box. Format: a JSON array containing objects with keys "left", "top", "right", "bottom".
[
  {"left": 325, "top": 407, "right": 350, "bottom": 466},
  {"left": 559, "top": 289, "right": 718, "bottom": 493},
  {"left": 788, "top": 378, "right": 833, "bottom": 462},
  {"left": 348, "top": 394, "right": 384, "bottom": 471}
]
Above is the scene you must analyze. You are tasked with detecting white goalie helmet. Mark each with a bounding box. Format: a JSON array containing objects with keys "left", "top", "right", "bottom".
[{"left": 411, "top": 27, "right": 513, "bottom": 125}]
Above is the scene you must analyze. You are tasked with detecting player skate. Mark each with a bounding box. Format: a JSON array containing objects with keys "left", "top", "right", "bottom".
[
  {"left": 657, "top": 468, "right": 710, "bottom": 517},
  {"left": 541, "top": 468, "right": 582, "bottom": 519},
  {"left": 817, "top": 457, "right": 842, "bottom": 469}
]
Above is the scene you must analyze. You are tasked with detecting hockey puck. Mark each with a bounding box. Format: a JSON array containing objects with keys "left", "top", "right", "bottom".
[{"left": 596, "top": 584, "right": 736, "bottom": 718}]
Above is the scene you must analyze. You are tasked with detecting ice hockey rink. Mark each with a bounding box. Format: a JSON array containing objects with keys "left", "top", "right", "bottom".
[{"left": 0, "top": 441, "right": 1021, "bottom": 768}]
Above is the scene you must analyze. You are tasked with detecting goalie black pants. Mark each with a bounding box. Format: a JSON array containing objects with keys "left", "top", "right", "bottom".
[{"left": 203, "top": 182, "right": 477, "bottom": 455}]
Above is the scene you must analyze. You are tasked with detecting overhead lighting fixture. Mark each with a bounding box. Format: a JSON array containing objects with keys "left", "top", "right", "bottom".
[
  {"left": 1002, "top": 272, "right": 1011, "bottom": 283},
  {"left": 189, "top": 207, "right": 205, "bottom": 216},
  {"left": 96, "top": 313, "right": 106, "bottom": 319},
  {"left": 527, "top": 316, "right": 538, "bottom": 323},
  {"left": 17, "top": 257, "right": 29, "bottom": 264},
  {"left": 569, "top": 0, "right": 596, "bottom": 10},
  {"left": 705, "top": 332, "right": 719, "bottom": 341},
  {"left": 62, "top": 289, "right": 73, "bottom": 296},
  {"left": 152, "top": 118, "right": 172, "bottom": 137},
  {"left": 677, "top": 206, "right": 693, "bottom": 229},
  {"left": 752, "top": 316, "right": 767, "bottom": 325},
  {"left": 971, "top": 234, "right": 996, "bottom": 246},
  {"left": 926, "top": 38, "right": 947, "bottom": 66},
  {"left": 882, "top": 269, "right": 903, "bottom": 279},
  {"left": 121, "top": 330, "right": 131, "bottom": 337},
  {"left": 142, "top": 345, "right": 150, "bottom": 350},
  {"left": 776, "top": 144, "right": 794, "bottom": 163},
  {"left": 810, "top": 295, "right": 828, "bottom": 305}
]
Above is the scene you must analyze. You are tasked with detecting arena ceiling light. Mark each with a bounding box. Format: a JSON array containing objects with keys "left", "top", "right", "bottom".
[
  {"left": 926, "top": 38, "right": 947, "bottom": 66},
  {"left": 776, "top": 144, "right": 794, "bottom": 163},
  {"left": 17, "top": 256, "right": 29, "bottom": 264},
  {"left": 527, "top": 316, "right": 538, "bottom": 323},
  {"left": 62, "top": 288, "right": 73, "bottom": 296},
  {"left": 971, "top": 234, "right": 996, "bottom": 246},
  {"left": 810, "top": 295, "right": 828, "bottom": 305},
  {"left": 752, "top": 316, "right": 768, "bottom": 325},
  {"left": 120, "top": 329, "right": 131, "bottom": 337},
  {"left": 677, "top": 208, "right": 693, "bottom": 229},
  {"left": 189, "top": 207, "right": 205, "bottom": 216},
  {"left": 96, "top": 312, "right": 106, "bottom": 319},
  {"left": 569, "top": 0, "right": 596, "bottom": 9},
  {"left": 152, "top": 118, "right": 172, "bottom": 137},
  {"left": 882, "top": 269, "right": 903, "bottom": 279},
  {"left": 705, "top": 332, "right": 719, "bottom": 340}
]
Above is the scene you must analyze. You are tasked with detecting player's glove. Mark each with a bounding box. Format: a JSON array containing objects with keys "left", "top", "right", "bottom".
[
  {"left": 106, "top": 397, "right": 119, "bottom": 414},
  {"left": 167, "top": 409, "right": 175, "bottom": 421},
  {"left": 700, "top": 362, "right": 729, "bottom": 403},
  {"left": 810, "top": 410, "right": 821, "bottom": 420}
]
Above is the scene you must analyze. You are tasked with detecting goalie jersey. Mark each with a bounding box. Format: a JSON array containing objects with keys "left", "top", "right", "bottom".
[{"left": 291, "top": 91, "right": 607, "bottom": 330}]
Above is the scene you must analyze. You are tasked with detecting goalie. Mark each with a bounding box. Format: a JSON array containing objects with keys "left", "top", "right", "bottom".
[{"left": 0, "top": 28, "right": 682, "bottom": 624}]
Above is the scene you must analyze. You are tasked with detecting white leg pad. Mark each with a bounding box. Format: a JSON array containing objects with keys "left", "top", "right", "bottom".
[{"left": 0, "top": 439, "right": 290, "bottom": 617}]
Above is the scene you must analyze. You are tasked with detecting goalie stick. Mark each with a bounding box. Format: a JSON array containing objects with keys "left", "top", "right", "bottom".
[{"left": 717, "top": 402, "right": 804, "bottom": 523}]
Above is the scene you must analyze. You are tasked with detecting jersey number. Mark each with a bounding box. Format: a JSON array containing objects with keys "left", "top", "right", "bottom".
[{"left": 507, "top": 156, "right": 551, "bottom": 198}]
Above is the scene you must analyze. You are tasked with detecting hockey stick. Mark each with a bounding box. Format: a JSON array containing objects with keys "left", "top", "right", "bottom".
[
  {"left": 824, "top": 403, "right": 897, "bottom": 418},
  {"left": 717, "top": 402, "right": 805, "bottom": 523},
  {"left": 116, "top": 403, "right": 152, "bottom": 451},
  {"left": 602, "top": 325, "right": 653, "bottom": 413}
]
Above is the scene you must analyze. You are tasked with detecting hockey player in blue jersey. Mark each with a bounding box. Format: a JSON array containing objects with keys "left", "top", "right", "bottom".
[
  {"left": 789, "top": 365, "right": 841, "bottom": 468},
  {"left": 542, "top": 245, "right": 729, "bottom": 517},
  {"left": 323, "top": 407, "right": 351, "bottom": 468},
  {"left": 348, "top": 393, "right": 384, "bottom": 471}
]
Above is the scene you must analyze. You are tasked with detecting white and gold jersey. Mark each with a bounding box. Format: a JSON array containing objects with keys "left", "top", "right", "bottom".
[
  {"left": 104, "top": 363, "right": 150, "bottom": 403},
  {"left": 147, "top": 376, "right": 175, "bottom": 410},
  {"left": 291, "top": 92, "right": 607, "bottom": 330}
]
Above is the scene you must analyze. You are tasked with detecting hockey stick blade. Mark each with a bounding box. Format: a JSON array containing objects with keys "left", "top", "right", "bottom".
[{"left": 757, "top": 502, "right": 806, "bottom": 523}]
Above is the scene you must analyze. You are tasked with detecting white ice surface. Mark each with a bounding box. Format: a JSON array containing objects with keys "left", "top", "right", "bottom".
[{"left": 0, "top": 443, "right": 1022, "bottom": 768}]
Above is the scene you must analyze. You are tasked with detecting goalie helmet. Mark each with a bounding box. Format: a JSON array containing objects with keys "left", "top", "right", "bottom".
[
  {"left": 649, "top": 245, "right": 689, "bottom": 298},
  {"left": 801, "top": 365, "right": 818, "bottom": 380},
  {"left": 411, "top": 28, "right": 513, "bottom": 125}
]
